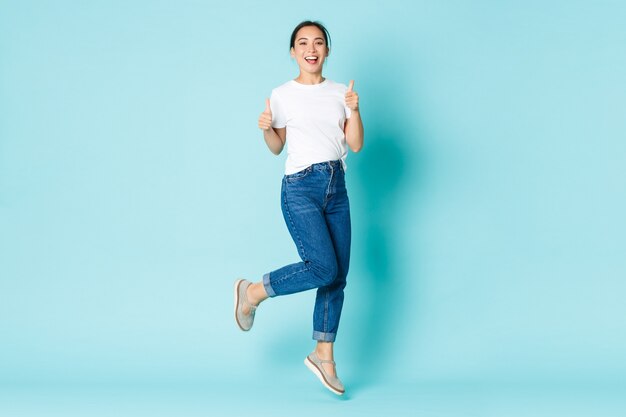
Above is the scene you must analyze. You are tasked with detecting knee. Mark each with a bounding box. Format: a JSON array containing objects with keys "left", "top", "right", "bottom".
[{"left": 308, "top": 259, "right": 338, "bottom": 287}]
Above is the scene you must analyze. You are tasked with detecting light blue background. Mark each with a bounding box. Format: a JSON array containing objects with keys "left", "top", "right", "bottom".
[{"left": 1, "top": 0, "right": 625, "bottom": 415}]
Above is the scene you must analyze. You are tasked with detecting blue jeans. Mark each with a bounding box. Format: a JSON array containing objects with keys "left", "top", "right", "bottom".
[{"left": 263, "top": 160, "right": 351, "bottom": 343}]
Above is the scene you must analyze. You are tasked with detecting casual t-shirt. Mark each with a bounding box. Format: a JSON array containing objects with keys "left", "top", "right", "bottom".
[{"left": 270, "top": 79, "right": 352, "bottom": 175}]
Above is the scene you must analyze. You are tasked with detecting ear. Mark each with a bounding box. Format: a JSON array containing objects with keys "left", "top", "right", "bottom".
[
  {"left": 326, "top": 47, "right": 330, "bottom": 57},
  {"left": 290, "top": 47, "right": 295, "bottom": 58}
]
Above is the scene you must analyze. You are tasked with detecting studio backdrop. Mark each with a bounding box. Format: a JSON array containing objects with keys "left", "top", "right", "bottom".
[{"left": 1, "top": 0, "right": 625, "bottom": 387}]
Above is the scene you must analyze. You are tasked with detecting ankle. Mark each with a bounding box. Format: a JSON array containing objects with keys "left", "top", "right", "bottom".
[
  {"left": 315, "top": 342, "right": 334, "bottom": 360},
  {"left": 247, "top": 282, "right": 267, "bottom": 307}
]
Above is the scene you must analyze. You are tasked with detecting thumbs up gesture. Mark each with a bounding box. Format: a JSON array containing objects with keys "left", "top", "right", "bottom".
[
  {"left": 258, "top": 98, "right": 273, "bottom": 131},
  {"left": 345, "top": 80, "right": 359, "bottom": 111}
]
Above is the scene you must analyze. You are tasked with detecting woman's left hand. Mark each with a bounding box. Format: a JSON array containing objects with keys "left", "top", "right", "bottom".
[{"left": 345, "top": 80, "right": 359, "bottom": 112}]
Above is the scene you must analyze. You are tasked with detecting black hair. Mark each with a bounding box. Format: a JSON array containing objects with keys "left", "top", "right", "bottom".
[{"left": 289, "top": 20, "right": 331, "bottom": 51}]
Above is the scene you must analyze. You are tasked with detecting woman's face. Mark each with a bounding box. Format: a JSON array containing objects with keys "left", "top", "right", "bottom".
[{"left": 290, "top": 26, "right": 329, "bottom": 74}]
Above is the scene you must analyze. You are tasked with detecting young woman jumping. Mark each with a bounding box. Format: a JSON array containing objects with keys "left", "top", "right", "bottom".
[{"left": 234, "top": 20, "right": 364, "bottom": 396}]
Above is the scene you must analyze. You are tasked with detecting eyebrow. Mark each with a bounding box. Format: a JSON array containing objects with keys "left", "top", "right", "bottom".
[{"left": 297, "top": 37, "right": 325, "bottom": 42}]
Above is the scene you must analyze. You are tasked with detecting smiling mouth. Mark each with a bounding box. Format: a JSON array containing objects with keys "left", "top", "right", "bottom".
[{"left": 304, "top": 56, "right": 319, "bottom": 64}]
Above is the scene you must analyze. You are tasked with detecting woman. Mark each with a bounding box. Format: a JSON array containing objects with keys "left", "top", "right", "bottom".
[{"left": 234, "top": 20, "right": 363, "bottom": 396}]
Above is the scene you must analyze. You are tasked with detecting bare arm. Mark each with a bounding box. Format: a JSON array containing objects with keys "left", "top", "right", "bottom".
[
  {"left": 344, "top": 80, "right": 364, "bottom": 153},
  {"left": 263, "top": 126, "right": 286, "bottom": 155},
  {"left": 344, "top": 109, "right": 363, "bottom": 153},
  {"left": 258, "top": 98, "right": 286, "bottom": 155}
]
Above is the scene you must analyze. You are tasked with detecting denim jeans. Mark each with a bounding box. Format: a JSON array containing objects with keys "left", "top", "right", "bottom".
[{"left": 263, "top": 160, "right": 351, "bottom": 343}]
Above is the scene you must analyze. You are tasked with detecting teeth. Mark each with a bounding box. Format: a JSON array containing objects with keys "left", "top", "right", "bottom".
[{"left": 305, "top": 56, "right": 318, "bottom": 60}]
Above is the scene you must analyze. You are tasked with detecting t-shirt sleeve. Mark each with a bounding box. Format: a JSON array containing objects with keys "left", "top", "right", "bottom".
[
  {"left": 344, "top": 103, "right": 352, "bottom": 120},
  {"left": 270, "top": 90, "right": 287, "bottom": 128}
]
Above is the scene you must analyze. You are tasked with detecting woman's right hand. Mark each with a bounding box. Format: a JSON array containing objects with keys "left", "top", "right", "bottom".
[{"left": 258, "top": 98, "right": 272, "bottom": 131}]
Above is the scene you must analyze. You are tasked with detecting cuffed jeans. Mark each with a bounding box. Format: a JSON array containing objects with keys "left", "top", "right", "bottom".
[{"left": 263, "top": 160, "right": 351, "bottom": 343}]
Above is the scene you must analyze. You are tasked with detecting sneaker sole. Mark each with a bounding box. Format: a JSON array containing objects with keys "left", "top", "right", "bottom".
[
  {"left": 233, "top": 279, "right": 247, "bottom": 331},
  {"left": 304, "top": 356, "right": 344, "bottom": 396}
]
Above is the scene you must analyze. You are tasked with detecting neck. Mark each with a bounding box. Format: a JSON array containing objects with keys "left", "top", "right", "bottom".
[{"left": 295, "top": 72, "right": 325, "bottom": 85}]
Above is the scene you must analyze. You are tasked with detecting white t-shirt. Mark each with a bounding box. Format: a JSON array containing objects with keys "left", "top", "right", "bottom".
[{"left": 270, "top": 79, "right": 352, "bottom": 175}]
